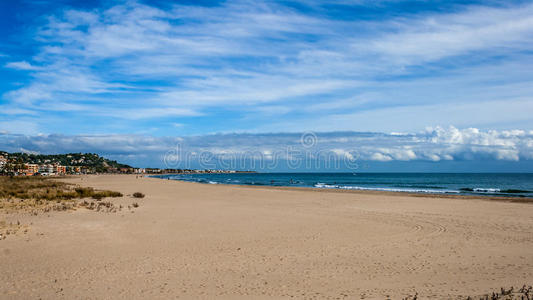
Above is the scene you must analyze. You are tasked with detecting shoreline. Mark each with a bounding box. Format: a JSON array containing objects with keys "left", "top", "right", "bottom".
[{"left": 150, "top": 175, "right": 533, "bottom": 203}]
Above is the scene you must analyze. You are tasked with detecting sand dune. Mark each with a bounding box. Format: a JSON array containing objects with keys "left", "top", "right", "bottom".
[{"left": 1, "top": 174, "right": 533, "bottom": 299}]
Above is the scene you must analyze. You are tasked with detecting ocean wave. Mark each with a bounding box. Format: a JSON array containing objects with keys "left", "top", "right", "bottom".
[
  {"left": 313, "top": 183, "right": 459, "bottom": 194},
  {"left": 245, "top": 181, "right": 266, "bottom": 186},
  {"left": 157, "top": 175, "right": 532, "bottom": 197},
  {"left": 460, "top": 187, "right": 531, "bottom": 194}
]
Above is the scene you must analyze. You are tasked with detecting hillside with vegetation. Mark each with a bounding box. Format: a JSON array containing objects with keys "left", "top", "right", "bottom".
[{"left": 0, "top": 152, "right": 131, "bottom": 173}]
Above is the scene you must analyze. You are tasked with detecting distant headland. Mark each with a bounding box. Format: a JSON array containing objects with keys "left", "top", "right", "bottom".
[{"left": 0, "top": 151, "right": 252, "bottom": 176}]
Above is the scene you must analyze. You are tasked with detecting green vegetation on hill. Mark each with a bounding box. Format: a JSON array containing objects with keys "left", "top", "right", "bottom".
[{"left": 0, "top": 151, "right": 131, "bottom": 173}]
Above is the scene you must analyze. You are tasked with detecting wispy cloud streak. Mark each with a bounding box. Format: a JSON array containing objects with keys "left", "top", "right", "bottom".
[{"left": 1, "top": 0, "right": 532, "bottom": 134}]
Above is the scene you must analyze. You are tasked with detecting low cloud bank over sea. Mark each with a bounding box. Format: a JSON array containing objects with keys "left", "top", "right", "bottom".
[{"left": 1, "top": 126, "right": 533, "bottom": 171}]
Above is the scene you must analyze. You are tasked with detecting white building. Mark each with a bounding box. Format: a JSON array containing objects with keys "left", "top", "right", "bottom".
[{"left": 38, "top": 164, "right": 55, "bottom": 174}]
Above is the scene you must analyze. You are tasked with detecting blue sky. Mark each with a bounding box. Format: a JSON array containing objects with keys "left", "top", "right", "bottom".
[{"left": 1, "top": 0, "right": 533, "bottom": 170}]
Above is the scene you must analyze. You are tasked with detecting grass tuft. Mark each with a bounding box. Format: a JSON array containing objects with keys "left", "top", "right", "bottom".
[{"left": 132, "top": 192, "right": 145, "bottom": 198}]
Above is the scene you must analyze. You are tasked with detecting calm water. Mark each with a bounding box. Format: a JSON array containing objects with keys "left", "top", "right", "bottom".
[{"left": 153, "top": 173, "right": 533, "bottom": 198}]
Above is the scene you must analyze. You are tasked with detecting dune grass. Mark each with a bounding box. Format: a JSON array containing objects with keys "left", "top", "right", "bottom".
[{"left": 0, "top": 176, "right": 123, "bottom": 212}]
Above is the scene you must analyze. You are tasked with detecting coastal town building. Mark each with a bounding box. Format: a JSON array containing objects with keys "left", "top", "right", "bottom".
[
  {"left": 119, "top": 167, "right": 133, "bottom": 173},
  {"left": 67, "top": 166, "right": 81, "bottom": 174},
  {"left": 38, "top": 164, "right": 55, "bottom": 175},
  {"left": 55, "top": 165, "right": 67, "bottom": 174},
  {"left": 25, "top": 164, "right": 39, "bottom": 176},
  {"left": 0, "top": 155, "right": 6, "bottom": 170},
  {"left": 0, "top": 161, "right": 74, "bottom": 176},
  {"left": 145, "top": 168, "right": 162, "bottom": 174}
]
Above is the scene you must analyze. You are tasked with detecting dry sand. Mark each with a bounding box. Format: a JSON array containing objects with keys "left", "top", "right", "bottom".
[{"left": 1, "top": 174, "right": 533, "bottom": 299}]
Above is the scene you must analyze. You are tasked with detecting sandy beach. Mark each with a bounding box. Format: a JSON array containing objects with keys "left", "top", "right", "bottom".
[{"left": 1, "top": 174, "right": 533, "bottom": 299}]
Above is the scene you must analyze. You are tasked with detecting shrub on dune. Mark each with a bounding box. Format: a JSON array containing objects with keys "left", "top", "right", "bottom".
[{"left": 132, "top": 192, "right": 145, "bottom": 198}]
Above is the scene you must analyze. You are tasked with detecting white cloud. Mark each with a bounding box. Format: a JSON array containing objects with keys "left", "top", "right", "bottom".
[
  {"left": 370, "top": 153, "right": 393, "bottom": 162},
  {"left": 2, "top": 0, "right": 533, "bottom": 134},
  {"left": 359, "top": 3, "right": 533, "bottom": 66},
  {"left": 4, "top": 61, "right": 42, "bottom": 71},
  {"left": 1, "top": 127, "right": 532, "bottom": 167},
  {"left": 97, "top": 107, "right": 201, "bottom": 120}
]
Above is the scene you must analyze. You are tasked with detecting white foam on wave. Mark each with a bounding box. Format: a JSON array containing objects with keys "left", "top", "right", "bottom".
[
  {"left": 313, "top": 183, "right": 460, "bottom": 194},
  {"left": 473, "top": 188, "right": 500, "bottom": 193}
]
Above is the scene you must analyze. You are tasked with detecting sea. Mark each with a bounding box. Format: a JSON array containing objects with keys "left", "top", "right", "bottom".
[{"left": 152, "top": 173, "right": 533, "bottom": 198}]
